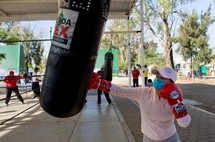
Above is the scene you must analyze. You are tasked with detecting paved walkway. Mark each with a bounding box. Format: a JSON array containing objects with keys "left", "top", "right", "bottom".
[
  {"left": 0, "top": 90, "right": 135, "bottom": 142},
  {"left": 112, "top": 76, "right": 215, "bottom": 142},
  {"left": 0, "top": 76, "right": 214, "bottom": 142}
]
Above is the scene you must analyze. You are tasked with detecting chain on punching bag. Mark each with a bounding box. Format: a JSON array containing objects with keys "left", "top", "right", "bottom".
[
  {"left": 40, "top": 0, "right": 111, "bottom": 118},
  {"left": 104, "top": 50, "right": 113, "bottom": 81}
]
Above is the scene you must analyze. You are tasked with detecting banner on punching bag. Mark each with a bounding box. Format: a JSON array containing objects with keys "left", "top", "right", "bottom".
[
  {"left": 40, "top": 0, "right": 111, "bottom": 118},
  {"left": 51, "top": 9, "right": 78, "bottom": 50},
  {"left": 104, "top": 51, "right": 114, "bottom": 81}
]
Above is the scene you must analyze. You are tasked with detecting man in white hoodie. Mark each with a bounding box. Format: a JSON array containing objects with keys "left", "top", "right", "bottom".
[
  {"left": 89, "top": 66, "right": 191, "bottom": 142},
  {"left": 32, "top": 67, "right": 41, "bottom": 99}
]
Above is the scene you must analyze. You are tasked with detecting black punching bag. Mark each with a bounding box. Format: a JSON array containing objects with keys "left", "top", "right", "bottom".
[
  {"left": 104, "top": 51, "right": 113, "bottom": 81},
  {"left": 40, "top": 0, "right": 111, "bottom": 118}
]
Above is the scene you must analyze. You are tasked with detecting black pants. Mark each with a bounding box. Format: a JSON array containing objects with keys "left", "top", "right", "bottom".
[
  {"left": 5, "top": 87, "right": 24, "bottom": 104},
  {"left": 144, "top": 77, "right": 148, "bottom": 85},
  {"left": 133, "top": 79, "right": 139, "bottom": 87},
  {"left": 97, "top": 90, "right": 112, "bottom": 104},
  {"left": 32, "top": 82, "right": 40, "bottom": 97}
]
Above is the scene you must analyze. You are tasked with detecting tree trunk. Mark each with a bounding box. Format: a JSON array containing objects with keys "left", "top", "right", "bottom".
[
  {"left": 170, "top": 45, "right": 175, "bottom": 69},
  {"left": 163, "top": 37, "right": 172, "bottom": 67},
  {"left": 163, "top": 43, "right": 171, "bottom": 67},
  {"left": 163, "top": 19, "right": 173, "bottom": 68}
]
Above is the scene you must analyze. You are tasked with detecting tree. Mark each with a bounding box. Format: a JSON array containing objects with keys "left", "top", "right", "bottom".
[
  {"left": 0, "top": 22, "right": 21, "bottom": 62},
  {"left": 143, "top": 41, "right": 165, "bottom": 68},
  {"left": 136, "top": 0, "right": 195, "bottom": 68},
  {"left": 0, "top": 22, "right": 21, "bottom": 43},
  {"left": 101, "top": 20, "right": 140, "bottom": 70},
  {"left": 101, "top": 6, "right": 166, "bottom": 71},
  {"left": 0, "top": 53, "right": 6, "bottom": 63},
  {"left": 175, "top": 5, "right": 215, "bottom": 70},
  {"left": 0, "top": 22, "right": 45, "bottom": 73},
  {"left": 19, "top": 24, "right": 44, "bottom": 73}
]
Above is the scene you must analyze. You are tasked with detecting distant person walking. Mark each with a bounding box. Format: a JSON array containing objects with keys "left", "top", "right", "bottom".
[
  {"left": 132, "top": 66, "right": 140, "bottom": 87},
  {"left": 3, "top": 71, "right": 24, "bottom": 106},
  {"left": 32, "top": 67, "right": 41, "bottom": 99}
]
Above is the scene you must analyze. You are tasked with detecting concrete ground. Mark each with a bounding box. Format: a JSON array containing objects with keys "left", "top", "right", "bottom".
[
  {"left": 0, "top": 76, "right": 214, "bottom": 142},
  {"left": 111, "top": 76, "right": 215, "bottom": 142}
]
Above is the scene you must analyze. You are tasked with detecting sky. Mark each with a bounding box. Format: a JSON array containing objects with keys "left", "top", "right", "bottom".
[
  {"left": 173, "top": 0, "right": 215, "bottom": 58},
  {"left": 20, "top": 0, "right": 215, "bottom": 57},
  {"left": 184, "top": 0, "right": 215, "bottom": 49}
]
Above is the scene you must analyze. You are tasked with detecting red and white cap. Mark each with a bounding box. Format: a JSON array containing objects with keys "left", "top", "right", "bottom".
[
  {"left": 153, "top": 67, "right": 177, "bottom": 82},
  {"left": 9, "top": 71, "right": 14, "bottom": 75}
]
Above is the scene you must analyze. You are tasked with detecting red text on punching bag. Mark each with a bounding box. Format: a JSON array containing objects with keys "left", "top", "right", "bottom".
[
  {"left": 54, "top": 25, "right": 70, "bottom": 39},
  {"left": 52, "top": 9, "right": 79, "bottom": 50}
]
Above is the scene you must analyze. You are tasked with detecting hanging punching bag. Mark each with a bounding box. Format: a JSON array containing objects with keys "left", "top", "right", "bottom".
[
  {"left": 104, "top": 51, "right": 113, "bottom": 81},
  {"left": 40, "top": 0, "right": 111, "bottom": 118}
]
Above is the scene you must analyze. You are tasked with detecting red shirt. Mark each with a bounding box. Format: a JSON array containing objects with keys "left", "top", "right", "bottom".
[
  {"left": 3, "top": 75, "right": 22, "bottom": 88},
  {"left": 132, "top": 69, "right": 140, "bottom": 79}
]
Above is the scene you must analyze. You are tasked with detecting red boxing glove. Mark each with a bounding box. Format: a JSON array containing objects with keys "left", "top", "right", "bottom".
[
  {"left": 172, "top": 102, "right": 188, "bottom": 119},
  {"left": 88, "top": 72, "right": 100, "bottom": 89},
  {"left": 88, "top": 72, "right": 111, "bottom": 93},
  {"left": 160, "top": 83, "right": 189, "bottom": 119},
  {"left": 160, "top": 83, "right": 183, "bottom": 106}
]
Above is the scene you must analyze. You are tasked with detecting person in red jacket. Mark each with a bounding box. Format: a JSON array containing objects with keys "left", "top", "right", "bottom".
[
  {"left": 3, "top": 71, "right": 24, "bottom": 106},
  {"left": 96, "top": 66, "right": 112, "bottom": 104},
  {"left": 132, "top": 66, "right": 140, "bottom": 87}
]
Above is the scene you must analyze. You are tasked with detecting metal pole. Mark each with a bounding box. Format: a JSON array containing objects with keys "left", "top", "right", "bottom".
[
  {"left": 58, "top": 0, "right": 60, "bottom": 9},
  {"left": 140, "top": 0, "right": 145, "bottom": 87},
  {"left": 50, "top": 27, "right": 53, "bottom": 39},
  {"left": 191, "top": 53, "right": 194, "bottom": 82},
  {"left": 104, "top": 31, "right": 141, "bottom": 34},
  {"left": 128, "top": 17, "right": 131, "bottom": 87}
]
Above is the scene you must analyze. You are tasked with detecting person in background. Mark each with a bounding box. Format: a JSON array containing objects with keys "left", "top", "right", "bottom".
[
  {"left": 132, "top": 66, "right": 140, "bottom": 87},
  {"left": 28, "top": 72, "right": 33, "bottom": 83},
  {"left": 3, "top": 71, "right": 24, "bottom": 106},
  {"left": 142, "top": 65, "right": 149, "bottom": 85},
  {"left": 89, "top": 66, "right": 191, "bottom": 142},
  {"left": 32, "top": 67, "right": 41, "bottom": 99},
  {"left": 96, "top": 66, "right": 112, "bottom": 105},
  {"left": 20, "top": 72, "right": 27, "bottom": 91},
  {"left": 145, "top": 79, "right": 153, "bottom": 87}
]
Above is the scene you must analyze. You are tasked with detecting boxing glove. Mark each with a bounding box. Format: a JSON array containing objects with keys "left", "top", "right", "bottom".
[
  {"left": 160, "top": 83, "right": 189, "bottom": 120},
  {"left": 104, "top": 52, "right": 113, "bottom": 81},
  {"left": 172, "top": 102, "right": 191, "bottom": 127},
  {"left": 160, "top": 83, "right": 183, "bottom": 106},
  {"left": 40, "top": 0, "right": 111, "bottom": 118},
  {"left": 88, "top": 72, "right": 111, "bottom": 93},
  {"left": 172, "top": 102, "right": 188, "bottom": 119}
]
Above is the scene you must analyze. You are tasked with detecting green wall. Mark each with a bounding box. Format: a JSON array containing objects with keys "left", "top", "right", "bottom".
[
  {"left": 0, "top": 45, "right": 25, "bottom": 75},
  {"left": 95, "top": 49, "right": 119, "bottom": 77}
]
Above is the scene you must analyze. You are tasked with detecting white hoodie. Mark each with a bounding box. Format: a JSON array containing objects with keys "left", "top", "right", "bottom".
[{"left": 109, "top": 84, "right": 191, "bottom": 141}]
